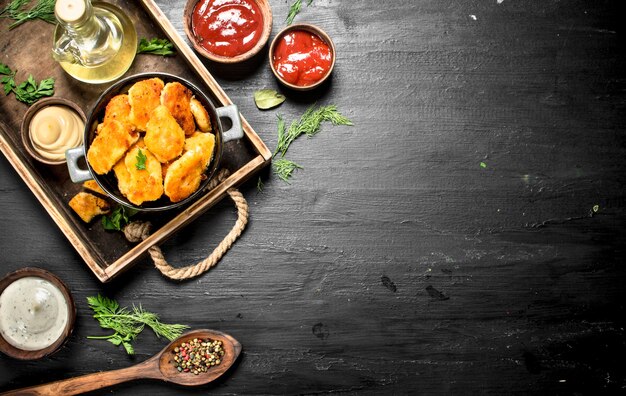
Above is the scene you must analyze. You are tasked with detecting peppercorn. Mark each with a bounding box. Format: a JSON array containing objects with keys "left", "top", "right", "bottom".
[{"left": 171, "top": 337, "right": 225, "bottom": 374}]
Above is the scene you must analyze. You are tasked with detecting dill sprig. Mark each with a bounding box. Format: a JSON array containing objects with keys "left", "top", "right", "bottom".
[
  {"left": 286, "top": 0, "right": 313, "bottom": 25},
  {"left": 274, "top": 104, "right": 353, "bottom": 158},
  {"left": 86, "top": 295, "right": 189, "bottom": 355},
  {"left": 273, "top": 158, "right": 303, "bottom": 182},
  {"left": 4, "top": 0, "right": 56, "bottom": 30}
]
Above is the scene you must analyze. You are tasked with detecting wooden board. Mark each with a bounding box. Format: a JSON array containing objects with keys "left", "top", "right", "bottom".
[{"left": 0, "top": 0, "right": 271, "bottom": 282}]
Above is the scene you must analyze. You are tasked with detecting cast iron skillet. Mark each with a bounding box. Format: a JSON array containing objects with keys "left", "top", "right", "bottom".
[{"left": 66, "top": 72, "right": 243, "bottom": 211}]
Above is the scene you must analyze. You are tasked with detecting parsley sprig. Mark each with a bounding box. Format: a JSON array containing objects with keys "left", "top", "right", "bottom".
[
  {"left": 102, "top": 205, "right": 138, "bottom": 231},
  {"left": 137, "top": 38, "right": 176, "bottom": 56},
  {"left": 87, "top": 295, "right": 189, "bottom": 355},
  {"left": 0, "top": 62, "right": 55, "bottom": 104},
  {"left": 135, "top": 149, "right": 147, "bottom": 170}
]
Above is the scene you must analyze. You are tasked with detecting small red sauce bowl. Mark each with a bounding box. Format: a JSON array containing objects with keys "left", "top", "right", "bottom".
[
  {"left": 183, "top": 0, "right": 272, "bottom": 64},
  {"left": 269, "top": 23, "right": 336, "bottom": 91}
]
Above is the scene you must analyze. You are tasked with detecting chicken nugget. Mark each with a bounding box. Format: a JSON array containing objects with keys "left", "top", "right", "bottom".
[
  {"left": 104, "top": 94, "right": 131, "bottom": 125},
  {"left": 163, "top": 150, "right": 205, "bottom": 203},
  {"left": 184, "top": 131, "right": 215, "bottom": 169},
  {"left": 161, "top": 82, "right": 195, "bottom": 136},
  {"left": 123, "top": 144, "right": 163, "bottom": 205},
  {"left": 82, "top": 180, "right": 106, "bottom": 195},
  {"left": 69, "top": 192, "right": 110, "bottom": 223},
  {"left": 189, "top": 97, "right": 212, "bottom": 132},
  {"left": 144, "top": 105, "right": 185, "bottom": 163},
  {"left": 128, "top": 77, "right": 164, "bottom": 131},
  {"left": 113, "top": 159, "right": 132, "bottom": 198},
  {"left": 87, "top": 119, "right": 139, "bottom": 175}
]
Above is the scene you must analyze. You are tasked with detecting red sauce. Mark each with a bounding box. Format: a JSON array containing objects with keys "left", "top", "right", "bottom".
[
  {"left": 272, "top": 30, "right": 333, "bottom": 87},
  {"left": 192, "top": 0, "right": 264, "bottom": 58}
]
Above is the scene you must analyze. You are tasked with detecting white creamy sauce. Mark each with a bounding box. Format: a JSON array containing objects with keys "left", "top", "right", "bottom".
[
  {"left": 29, "top": 105, "right": 84, "bottom": 161},
  {"left": 0, "top": 277, "right": 69, "bottom": 350}
]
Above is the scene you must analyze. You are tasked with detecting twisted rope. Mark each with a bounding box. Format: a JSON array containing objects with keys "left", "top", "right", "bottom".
[{"left": 123, "top": 169, "right": 249, "bottom": 281}]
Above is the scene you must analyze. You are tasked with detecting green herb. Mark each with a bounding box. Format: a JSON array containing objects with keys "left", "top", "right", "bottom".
[
  {"left": 273, "top": 158, "right": 303, "bottom": 182},
  {"left": 0, "top": 63, "right": 55, "bottom": 104},
  {"left": 3, "top": 0, "right": 55, "bottom": 30},
  {"left": 87, "top": 295, "right": 189, "bottom": 355},
  {"left": 137, "top": 38, "right": 176, "bottom": 56},
  {"left": 254, "top": 89, "right": 286, "bottom": 110},
  {"left": 102, "top": 205, "right": 138, "bottom": 231},
  {"left": 274, "top": 104, "right": 353, "bottom": 157},
  {"left": 257, "top": 177, "right": 264, "bottom": 192},
  {"left": 135, "top": 149, "right": 147, "bottom": 170},
  {"left": 480, "top": 162, "right": 487, "bottom": 168},
  {"left": 286, "top": 0, "right": 313, "bottom": 25}
]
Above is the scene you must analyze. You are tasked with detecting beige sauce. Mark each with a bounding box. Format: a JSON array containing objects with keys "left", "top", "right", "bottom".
[
  {"left": 0, "top": 277, "right": 69, "bottom": 350},
  {"left": 29, "top": 105, "right": 84, "bottom": 161}
]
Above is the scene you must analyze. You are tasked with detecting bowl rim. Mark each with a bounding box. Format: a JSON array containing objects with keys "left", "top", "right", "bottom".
[
  {"left": 183, "top": 0, "right": 273, "bottom": 64},
  {"left": 20, "top": 97, "right": 86, "bottom": 166},
  {"left": 268, "top": 23, "right": 336, "bottom": 91},
  {"left": 81, "top": 72, "right": 225, "bottom": 212},
  {"left": 0, "top": 267, "right": 76, "bottom": 360}
]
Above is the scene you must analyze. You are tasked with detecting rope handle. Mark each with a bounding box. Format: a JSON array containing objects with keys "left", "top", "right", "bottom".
[{"left": 122, "top": 169, "right": 249, "bottom": 281}]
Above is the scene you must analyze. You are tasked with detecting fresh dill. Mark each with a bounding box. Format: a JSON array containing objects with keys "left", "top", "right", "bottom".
[
  {"left": 273, "top": 158, "right": 303, "bottom": 182},
  {"left": 257, "top": 177, "right": 265, "bottom": 192},
  {"left": 3, "top": 0, "right": 56, "bottom": 30},
  {"left": 274, "top": 104, "right": 353, "bottom": 158},
  {"left": 86, "top": 295, "right": 189, "bottom": 355},
  {"left": 286, "top": 0, "right": 313, "bottom": 25}
]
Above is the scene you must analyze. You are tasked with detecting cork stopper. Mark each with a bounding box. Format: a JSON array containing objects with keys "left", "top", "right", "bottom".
[{"left": 55, "top": 0, "right": 87, "bottom": 23}]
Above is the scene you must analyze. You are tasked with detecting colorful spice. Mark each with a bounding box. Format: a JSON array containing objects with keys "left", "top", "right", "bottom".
[{"left": 172, "top": 338, "right": 225, "bottom": 374}]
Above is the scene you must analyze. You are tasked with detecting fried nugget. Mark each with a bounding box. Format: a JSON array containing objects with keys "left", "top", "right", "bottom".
[
  {"left": 113, "top": 159, "right": 132, "bottom": 198},
  {"left": 82, "top": 180, "right": 106, "bottom": 195},
  {"left": 103, "top": 94, "right": 131, "bottom": 125},
  {"left": 161, "top": 82, "right": 195, "bottom": 136},
  {"left": 69, "top": 192, "right": 110, "bottom": 223},
  {"left": 184, "top": 131, "right": 215, "bottom": 169},
  {"left": 163, "top": 150, "right": 205, "bottom": 203},
  {"left": 144, "top": 105, "right": 185, "bottom": 163},
  {"left": 189, "top": 97, "right": 212, "bottom": 132},
  {"left": 128, "top": 77, "right": 164, "bottom": 131},
  {"left": 122, "top": 144, "right": 163, "bottom": 205},
  {"left": 87, "top": 119, "right": 139, "bottom": 175}
]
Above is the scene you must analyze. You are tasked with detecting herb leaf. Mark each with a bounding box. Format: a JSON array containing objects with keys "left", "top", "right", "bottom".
[
  {"left": 254, "top": 89, "right": 286, "bottom": 110},
  {"left": 274, "top": 104, "right": 353, "bottom": 158},
  {"left": 0, "top": 64, "right": 55, "bottom": 104},
  {"left": 102, "top": 206, "right": 138, "bottom": 231},
  {"left": 137, "top": 38, "right": 176, "bottom": 56},
  {"left": 86, "top": 295, "right": 189, "bottom": 355},
  {"left": 273, "top": 158, "right": 303, "bottom": 182},
  {"left": 286, "top": 0, "right": 313, "bottom": 25},
  {"left": 5, "top": 0, "right": 56, "bottom": 30},
  {"left": 135, "top": 149, "right": 147, "bottom": 170}
]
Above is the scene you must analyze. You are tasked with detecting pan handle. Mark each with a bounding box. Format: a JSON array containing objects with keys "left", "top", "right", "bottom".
[
  {"left": 216, "top": 105, "right": 244, "bottom": 143},
  {"left": 66, "top": 146, "right": 93, "bottom": 183}
]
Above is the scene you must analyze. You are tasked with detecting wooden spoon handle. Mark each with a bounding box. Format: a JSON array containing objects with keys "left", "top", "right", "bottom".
[{"left": 1, "top": 360, "right": 159, "bottom": 396}]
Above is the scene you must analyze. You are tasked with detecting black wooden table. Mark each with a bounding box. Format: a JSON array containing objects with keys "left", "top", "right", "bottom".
[{"left": 2, "top": 0, "right": 626, "bottom": 394}]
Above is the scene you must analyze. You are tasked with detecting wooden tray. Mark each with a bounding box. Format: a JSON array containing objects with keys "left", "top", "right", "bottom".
[{"left": 0, "top": 0, "right": 271, "bottom": 282}]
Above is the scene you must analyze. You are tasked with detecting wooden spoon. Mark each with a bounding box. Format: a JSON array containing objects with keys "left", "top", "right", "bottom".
[{"left": 1, "top": 329, "right": 241, "bottom": 396}]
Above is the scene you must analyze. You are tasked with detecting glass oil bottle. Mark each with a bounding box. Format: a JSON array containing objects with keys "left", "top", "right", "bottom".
[{"left": 52, "top": 0, "right": 137, "bottom": 84}]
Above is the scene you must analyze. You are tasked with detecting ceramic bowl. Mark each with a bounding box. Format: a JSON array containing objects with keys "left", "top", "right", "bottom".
[
  {"left": 183, "top": 0, "right": 272, "bottom": 64},
  {"left": 269, "top": 23, "right": 336, "bottom": 91},
  {"left": 0, "top": 267, "right": 76, "bottom": 360},
  {"left": 21, "top": 97, "right": 86, "bottom": 165},
  {"left": 65, "top": 72, "right": 243, "bottom": 212}
]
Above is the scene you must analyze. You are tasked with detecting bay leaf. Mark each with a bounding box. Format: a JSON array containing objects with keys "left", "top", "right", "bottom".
[{"left": 254, "top": 89, "right": 286, "bottom": 109}]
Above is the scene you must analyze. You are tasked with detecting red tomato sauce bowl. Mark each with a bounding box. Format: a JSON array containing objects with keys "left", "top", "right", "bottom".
[
  {"left": 184, "top": 0, "right": 272, "bottom": 63},
  {"left": 269, "top": 23, "right": 336, "bottom": 91}
]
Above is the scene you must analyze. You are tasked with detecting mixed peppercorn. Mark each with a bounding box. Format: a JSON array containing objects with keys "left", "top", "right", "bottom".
[{"left": 172, "top": 337, "right": 224, "bottom": 374}]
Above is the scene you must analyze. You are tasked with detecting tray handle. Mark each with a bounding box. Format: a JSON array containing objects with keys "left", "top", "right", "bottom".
[
  {"left": 66, "top": 146, "right": 92, "bottom": 183},
  {"left": 216, "top": 105, "right": 243, "bottom": 142}
]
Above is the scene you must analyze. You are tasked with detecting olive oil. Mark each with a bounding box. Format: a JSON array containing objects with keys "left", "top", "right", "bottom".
[{"left": 53, "top": 1, "right": 137, "bottom": 84}]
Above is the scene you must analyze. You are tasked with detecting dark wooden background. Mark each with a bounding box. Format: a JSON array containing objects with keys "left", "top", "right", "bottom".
[{"left": 2, "top": 0, "right": 626, "bottom": 394}]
